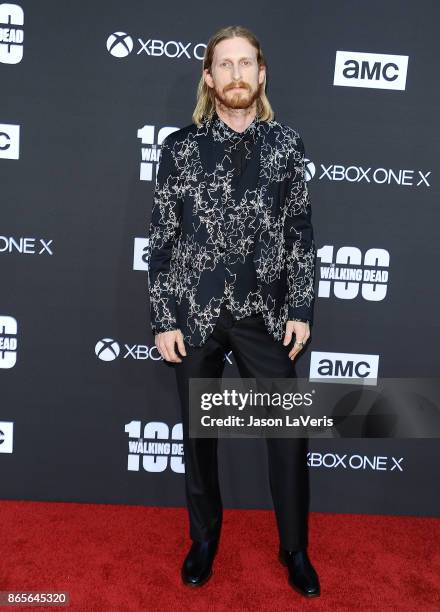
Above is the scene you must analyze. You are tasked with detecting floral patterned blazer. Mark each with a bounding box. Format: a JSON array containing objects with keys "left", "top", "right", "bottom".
[{"left": 147, "top": 113, "right": 317, "bottom": 347}]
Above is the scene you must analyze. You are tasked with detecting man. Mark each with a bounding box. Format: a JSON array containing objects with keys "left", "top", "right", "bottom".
[{"left": 147, "top": 25, "right": 320, "bottom": 598}]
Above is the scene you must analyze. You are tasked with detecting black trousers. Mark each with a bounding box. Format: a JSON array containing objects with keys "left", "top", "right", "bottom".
[{"left": 174, "top": 306, "right": 310, "bottom": 551}]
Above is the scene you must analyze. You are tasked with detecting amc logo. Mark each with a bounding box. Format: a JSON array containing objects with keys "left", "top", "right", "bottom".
[
  {"left": 309, "top": 351, "right": 379, "bottom": 385},
  {"left": 334, "top": 51, "right": 408, "bottom": 90}
]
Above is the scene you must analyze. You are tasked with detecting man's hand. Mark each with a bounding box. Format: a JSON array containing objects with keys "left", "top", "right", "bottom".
[
  {"left": 283, "top": 320, "right": 310, "bottom": 361},
  {"left": 155, "top": 329, "right": 187, "bottom": 363}
]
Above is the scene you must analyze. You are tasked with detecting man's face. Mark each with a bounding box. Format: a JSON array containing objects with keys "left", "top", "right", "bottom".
[{"left": 204, "top": 36, "right": 266, "bottom": 110}]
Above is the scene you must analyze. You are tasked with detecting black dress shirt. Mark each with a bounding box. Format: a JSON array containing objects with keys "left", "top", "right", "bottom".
[
  {"left": 218, "top": 116, "right": 309, "bottom": 324},
  {"left": 218, "top": 121, "right": 264, "bottom": 320}
]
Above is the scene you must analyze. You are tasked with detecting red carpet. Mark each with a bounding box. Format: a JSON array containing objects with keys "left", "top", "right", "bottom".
[{"left": 0, "top": 500, "right": 438, "bottom": 611}]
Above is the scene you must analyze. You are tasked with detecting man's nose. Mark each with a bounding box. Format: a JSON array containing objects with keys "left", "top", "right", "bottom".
[{"left": 232, "top": 65, "right": 242, "bottom": 79}]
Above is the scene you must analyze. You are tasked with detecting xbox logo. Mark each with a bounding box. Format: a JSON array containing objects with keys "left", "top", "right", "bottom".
[
  {"left": 106, "top": 32, "right": 134, "bottom": 58},
  {"left": 304, "top": 158, "right": 315, "bottom": 182},
  {"left": 95, "top": 338, "right": 121, "bottom": 361}
]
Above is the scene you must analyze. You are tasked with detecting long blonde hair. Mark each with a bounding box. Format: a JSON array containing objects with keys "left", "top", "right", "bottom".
[{"left": 192, "top": 25, "right": 274, "bottom": 127}]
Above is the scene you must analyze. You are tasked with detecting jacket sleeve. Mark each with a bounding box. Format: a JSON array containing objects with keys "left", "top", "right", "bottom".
[
  {"left": 147, "top": 134, "right": 182, "bottom": 335},
  {"left": 283, "top": 132, "right": 317, "bottom": 324}
]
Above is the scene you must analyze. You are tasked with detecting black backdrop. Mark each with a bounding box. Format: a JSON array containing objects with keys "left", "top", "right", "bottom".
[{"left": 1, "top": 0, "right": 439, "bottom": 516}]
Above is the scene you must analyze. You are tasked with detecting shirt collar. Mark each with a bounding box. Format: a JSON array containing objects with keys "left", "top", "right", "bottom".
[{"left": 210, "top": 110, "right": 260, "bottom": 144}]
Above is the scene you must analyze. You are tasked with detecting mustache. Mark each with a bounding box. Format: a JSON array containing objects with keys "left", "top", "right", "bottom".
[{"left": 225, "top": 82, "right": 250, "bottom": 91}]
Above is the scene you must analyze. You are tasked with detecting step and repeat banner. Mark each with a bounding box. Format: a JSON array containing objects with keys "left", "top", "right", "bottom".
[{"left": 1, "top": 1, "right": 439, "bottom": 516}]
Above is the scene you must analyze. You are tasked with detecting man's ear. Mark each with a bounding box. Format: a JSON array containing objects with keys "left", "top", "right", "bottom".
[{"left": 203, "top": 68, "right": 213, "bottom": 88}]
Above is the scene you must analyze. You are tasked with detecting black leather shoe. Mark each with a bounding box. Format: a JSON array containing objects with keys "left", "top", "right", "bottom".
[
  {"left": 279, "top": 546, "right": 320, "bottom": 597},
  {"left": 181, "top": 537, "right": 219, "bottom": 587}
]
